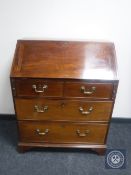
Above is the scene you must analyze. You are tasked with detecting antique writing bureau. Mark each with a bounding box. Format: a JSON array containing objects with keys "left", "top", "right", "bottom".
[{"left": 10, "top": 40, "right": 118, "bottom": 155}]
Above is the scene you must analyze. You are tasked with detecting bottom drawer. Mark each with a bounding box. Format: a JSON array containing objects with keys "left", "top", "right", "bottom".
[{"left": 18, "top": 121, "right": 108, "bottom": 144}]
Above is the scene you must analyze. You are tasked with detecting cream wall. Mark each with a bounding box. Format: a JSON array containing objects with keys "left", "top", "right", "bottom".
[{"left": 0, "top": 0, "right": 131, "bottom": 117}]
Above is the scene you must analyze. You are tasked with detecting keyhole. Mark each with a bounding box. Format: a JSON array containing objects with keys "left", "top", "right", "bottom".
[{"left": 61, "top": 103, "right": 65, "bottom": 108}]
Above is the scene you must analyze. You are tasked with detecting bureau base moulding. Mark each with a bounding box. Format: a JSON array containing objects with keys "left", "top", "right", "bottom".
[{"left": 18, "top": 142, "right": 106, "bottom": 155}]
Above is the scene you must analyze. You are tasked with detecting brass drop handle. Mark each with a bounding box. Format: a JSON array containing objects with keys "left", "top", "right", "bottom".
[
  {"left": 81, "top": 86, "right": 96, "bottom": 95},
  {"left": 34, "top": 105, "right": 48, "bottom": 113},
  {"left": 36, "top": 129, "right": 49, "bottom": 136},
  {"left": 32, "top": 84, "right": 48, "bottom": 93},
  {"left": 76, "top": 129, "right": 90, "bottom": 137},
  {"left": 79, "top": 106, "right": 93, "bottom": 115}
]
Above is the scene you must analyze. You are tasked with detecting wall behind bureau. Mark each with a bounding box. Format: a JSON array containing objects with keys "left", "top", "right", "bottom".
[{"left": 0, "top": 0, "right": 131, "bottom": 118}]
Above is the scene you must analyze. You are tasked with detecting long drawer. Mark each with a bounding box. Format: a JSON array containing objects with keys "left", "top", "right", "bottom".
[
  {"left": 15, "top": 99, "right": 113, "bottom": 121},
  {"left": 18, "top": 121, "right": 108, "bottom": 144}
]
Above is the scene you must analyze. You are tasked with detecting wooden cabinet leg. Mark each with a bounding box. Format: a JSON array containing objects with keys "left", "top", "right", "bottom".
[{"left": 92, "top": 148, "right": 106, "bottom": 155}]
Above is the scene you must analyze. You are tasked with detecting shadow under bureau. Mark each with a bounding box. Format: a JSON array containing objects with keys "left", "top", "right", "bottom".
[{"left": 10, "top": 40, "right": 118, "bottom": 155}]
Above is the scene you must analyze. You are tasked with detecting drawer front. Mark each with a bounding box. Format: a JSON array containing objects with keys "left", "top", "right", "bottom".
[
  {"left": 15, "top": 99, "right": 113, "bottom": 121},
  {"left": 18, "top": 121, "right": 108, "bottom": 144},
  {"left": 14, "top": 79, "right": 63, "bottom": 97},
  {"left": 64, "top": 82, "right": 113, "bottom": 99}
]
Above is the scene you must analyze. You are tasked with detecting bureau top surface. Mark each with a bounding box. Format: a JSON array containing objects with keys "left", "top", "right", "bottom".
[{"left": 10, "top": 40, "right": 117, "bottom": 80}]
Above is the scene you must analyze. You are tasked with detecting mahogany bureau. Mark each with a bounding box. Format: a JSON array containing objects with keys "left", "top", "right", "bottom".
[{"left": 10, "top": 40, "right": 118, "bottom": 155}]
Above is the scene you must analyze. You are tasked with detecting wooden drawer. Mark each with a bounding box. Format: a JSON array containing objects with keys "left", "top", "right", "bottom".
[
  {"left": 64, "top": 82, "right": 113, "bottom": 99},
  {"left": 15, "top": 99, "right": 113, "bottom": 121},
  {"left": 18, "top": 121, "right": 108, "bottom": 144},
  {"left": 13, "top": 79, "right": 63, "bottom": 97}
]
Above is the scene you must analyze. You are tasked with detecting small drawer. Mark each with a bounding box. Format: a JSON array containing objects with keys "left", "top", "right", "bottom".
[
  {"left": 18, "top": 121, "right": 108, "bottom": 144},
  {"left": 64, "top": 82, "right": 113, "bottom": 99},
  {"left": 15, "top": 99, "right": 113, "bottom": 121},
  {"left": 13, "top": 79, "right": 63, "bottom": 97}
]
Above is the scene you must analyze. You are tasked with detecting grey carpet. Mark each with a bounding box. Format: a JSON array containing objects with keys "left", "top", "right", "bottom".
[{"left": 0, "top": 120, "right": 130, "bottom": 175}]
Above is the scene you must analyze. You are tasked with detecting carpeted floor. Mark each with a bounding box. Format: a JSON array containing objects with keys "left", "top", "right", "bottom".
[{"left": 0, "top": 119, "right": 130, "bottom": 175}]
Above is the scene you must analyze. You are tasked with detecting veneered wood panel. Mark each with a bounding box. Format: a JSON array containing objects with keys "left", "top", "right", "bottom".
[
  {"left": 15, "top": 99, "right": 113, "bottom": 121},
  {"left": 10, "top": 40, "right": 117, "bottom": 80},
  {"left": 14, "top": 79, "right": 63, "bottom": 97},
  {"left": 18, "top": 121, "right": 108, "bottom": 144},
  {"left": 64, "top": 82, "right": 113, "bottom": 99}
]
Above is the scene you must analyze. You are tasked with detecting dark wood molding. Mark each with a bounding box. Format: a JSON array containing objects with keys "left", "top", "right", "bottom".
[{"left": 0, "top": 114, "right": 131, "bottom": 123}]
